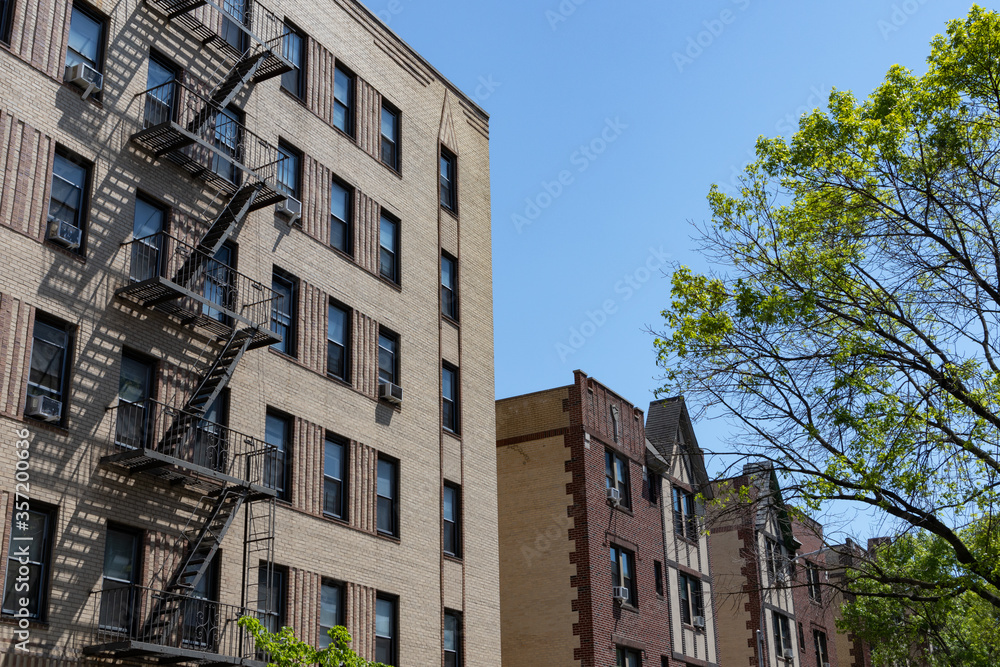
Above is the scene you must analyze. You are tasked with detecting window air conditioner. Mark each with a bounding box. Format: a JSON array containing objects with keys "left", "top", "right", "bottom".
[
  {"left": 378, "top": 381, "right": 403, "bottom": 405},
  {"left": 823, "top": 663, "right": 831, "bottom": 667},
  {"left": 693, "top": 615, "right": 705, "bottom": 628},
  {"left": 783, "top": 648, "right": 794, "bottom": 659},
  {"left": 606, "top": 487, "right": 621, "bottom": 505},
  {"left": 26, "top": 395, "right": 62, "bottom": 423},
  {"left": 612, "top": 586, "right": 629, "bottom": 604},
  {"left": 47, "top": 216, "right": 82, "bottom": 249},
  {"left": 276, "top": 196, "right": 302, "bottom": 225},
  {"left": 65, "top": 62, "right": 103, "bottom": 99}
]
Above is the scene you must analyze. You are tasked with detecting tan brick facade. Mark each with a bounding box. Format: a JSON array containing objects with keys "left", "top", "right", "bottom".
[{"left": 0, "top": 0, "right": 498, "bottom": 664}]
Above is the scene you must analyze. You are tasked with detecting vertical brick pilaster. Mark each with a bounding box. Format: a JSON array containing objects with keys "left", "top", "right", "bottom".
[
  {"left": 357, "top": 79, "right": 381, "bottom": 162},
  {"left": 289, "top": 568, "right": 320, "bottom": 645},
  {"left": 346, "top": 582, "right": 376, "bottom": 660},
  {"left": 301, "top": 155, "right": 331, "bottom": 246},
  {"left": 293, "top": 417, "right": 323, "bottom": 515},
  {"left": 299, "top": 281, "right": 328, "bottom": 376},
  {"left": 0, "top": 294, "right": 34, "bottom": 419},
  {"left": 350, "top": 441, "right": 377, "bottom": 534},
  {"left": 355, "top": 192, "right": 379, "bottom": 277}
]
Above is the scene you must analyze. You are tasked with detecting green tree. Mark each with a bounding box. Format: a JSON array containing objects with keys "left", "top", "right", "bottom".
[
  {"left": 237, "top": 616, "right": 391, "bottom": 667},
  {"left": 654, "top": 5, "right": 1000, "bottom": 612}
]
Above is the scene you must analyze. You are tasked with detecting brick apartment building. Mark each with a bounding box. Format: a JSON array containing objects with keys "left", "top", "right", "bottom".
[
  {"left": 0, "top": 0, "right": 498, "bottom": 664},
  {"left": 496, "top": 372, "right": 721, "bottom": 667}
]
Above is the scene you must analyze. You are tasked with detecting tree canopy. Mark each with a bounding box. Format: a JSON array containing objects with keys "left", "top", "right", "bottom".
[
  {"left": 238, "top": 617, "right": 391, "bottom": 667},
  {"left": 654, "top": 5, "right": 1000, "bottom": 612}
]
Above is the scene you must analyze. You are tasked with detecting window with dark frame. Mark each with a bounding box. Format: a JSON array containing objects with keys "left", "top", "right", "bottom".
[
  {"left": 48, "top": 152, "right": 90, "bottom": 254},
  {"left": 616, "top": 646, "right": 641, "bottom": 667},
  {"left": 443, "top": 483, "right": 461, "bottom": 558},
  {"left": 257, "top": 565, "right": 286, "bottom": 634},
  {"left": 329, "top": 178, "right": 352, "bottom": 254},
  {"left": 181, "top": 554, "right": 217, "bottom": 649},
  {"left": 130, "top": 195, "right": 165, "bottom": 283},
  {"left": 264, "top": 412, "right": 291, "bottom": 500},
  {"left": 442, "top": 363, "right": 459, "bottom": 433},
  {"left": 26, "top": 318, "right": 72, "bottom": 423},
  {"left": 374, "top": 595, "right": 396, "bottom": 665},
  {"left": 379, "top": 213, "right": 399, "bottom": 283},
  {"left": 280, "top": 23, "right": 305, "bottom": 99},
  {"left": 318, "top": 580, "right": 342, "bottom": 649},
  {"left": 65, "top": 4, "right": 104, "bottom": 75},
  {"left": 99, "top": 526, "right": 140, "bottom": 632},
  {"left": 440, "top": 148, "right": 456, "bottom": 211},
  {"left": 270, "top": 270, "right": 297, "bottom": 356},
  {"left": 772, "top": 611, "right": 793, "bottom": 658},
  {"left": 441, "top": 253, "right": 458, "bottom": 320},
  {"left": 798, "top": 622, "right": 806, "bottom": 651},
  {"left": 672, "top": 486, "right": 698, "bottom": 539},
  {"left": 813, "top": 629, "right": 830, "bottom": 665},
  {"left": 202, "top": 242, "right": 235, "bottom": 325},
  {"left": 333, "top": 65, "right": 354, "bottom": 136},
  {"left": 610, "top": 545, "right": 636, "bottom": 607},
  {"left": 679, "top": 573, "right": 704, "bottom": 624},
  {"left": 115, "top": 352, "right": 153, "bottom": 449},
  {"left": 654, "top": 560, "right": 663, "bottom": 596},
  {"left": 444, "top": 610, "right": 462, "bottom": 667},
  {"left": 323, "top": 435, "right": 347, "bottom": 520},
  {"left": 378, "top": 329, "right": 398, "bottom": 386},
  {"left": 765, "top": 536, "right": 788, "bottom": 583},
  {"left": 210, "top": 105, "right": 243, "bottom": 184},
  {"left": 806, "top": 561, "right": 822, "bottom": 602},
  {"left": 326, "top": 302, "right": 349, "bottom": 381},
  {"left": 276, "top": 141, "right": 301, "bottom": 200},
  {"left": 376, "top": 456, "right": 398, "bottom": 537},
  {"left": 380, "top": 102, "right": 400, "bottom": 170},
  {"left": 605, "top": 449, "right": 631, "bottom": 509},
  {"left": 2, "top": 504, "right": 54, "bottom": 620},
  {"left": 0, "top": 0, "right": 14, "bottom": 44},
  {"left": 144, "top": 53, "right": 177, "bottom": 127}
]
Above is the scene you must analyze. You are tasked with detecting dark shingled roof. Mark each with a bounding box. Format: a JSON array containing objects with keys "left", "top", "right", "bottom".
[{"left": 645, "top": 396, "right": 713, "bottom": 498}]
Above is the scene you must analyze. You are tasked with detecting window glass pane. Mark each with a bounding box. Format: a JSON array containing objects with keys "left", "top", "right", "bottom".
[
  {"left": 378, "top": 333, "right": 396, "bottom": 383},
  {"left": 118, "top": 356, "right": 150, "bottom": 404},
  {"left": 443, "top": 366, "right": 455, "bottom": 401},
  {"left": 133, "top": 198, "right": 163, "bottom": 239},
  {"left": 375, "top": 598, "right": 393, "bottom": 637},
  {"left": 145, "top": 57, "right": 176, "bottom": 126},
  {"left": 444, "top": 486, "right": 455, "bottom": 522},
  {"left": 377, "top": 459, "right": 394, "bottom": 498},
  {"left": 325, "top": 439, "right": 343, "bottom": 480},
  {"left": 281, "top": 28, "right": 303, "bottom": 95},
  {"left": 319, "top": 582, "right": 340, "bottom": 647},
  {"left": 3, "top": 509, "right": 49, "bottom": 618},
  {"left": 444, "top": 613, "right": 458, "bottom": 649},
  {"left": 103, "top": 529, "right": 136, "bottom": 582},
  {"left": 379, "top": 216, "right": 396, "bottom": 250},
  {"left": 380, "top": 107, "right": 396, "bottom": 140},
  {"left": 333, "top": 68, "right": 352, "bottom": 133},
  {"left": 67, "top": 7, "right": 101, "bottom": 69},
  {"left": 328, "top": 306, "right": 346, "bottom": 345},
  {"left": 276, "top": 146, "right": 299, "bottom": 197},
  {"left": 331, "top": 181, "right": 349, "bottom": 223}
]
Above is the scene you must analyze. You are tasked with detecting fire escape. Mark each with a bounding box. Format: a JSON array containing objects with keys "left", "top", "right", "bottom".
[{"left": 85, "top": 0, "right": 292, "bottom": 663}]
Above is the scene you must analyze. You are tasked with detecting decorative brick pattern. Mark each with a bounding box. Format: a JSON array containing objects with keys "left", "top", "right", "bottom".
[
  {"left": 0, "top": 109, "right": 53, "bottom": 242},
  {"left": 289, "top": 567, "right": 322, "bottom": 646},
  {"left": 0, "top": 293, "right": 33, "bottom": 418},
  {"left": 293, "top": 416, "right": 325, "bottom": 515},
  {"left": 350, "top": 440, "right": 377, "bottom": 534},
  {"left": 300, "top": 154, "right": 332, "bottom": 245},
  {"left": 346, "top": 582, "right": 377, "bottom": 660},
  {"left": 356, "top": 78, "right": 381, "bottom": 163},
  {"left": 299, "top": 281, "right": 330, "bottom": 376},
  {"left": 352, "top": 311, "right": 378, "bottom": 398}
]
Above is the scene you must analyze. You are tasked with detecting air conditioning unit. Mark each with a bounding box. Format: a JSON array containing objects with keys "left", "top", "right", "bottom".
[
  {"left": 276, "top": 196, "right": 302, "bottom": 225},
  {"left": 378, "top": 381, "right": 403, "bottom": 405},
  {"left": 775, "top": 570, "right": 787, "bottom": 584},
  {"left": 606, "top": 487, "right": 621, "bottom": 505},
  {"left": 26, "top": 395, "right": 62, "bottom": 423},
  {"left": 65, "top": 62, "right": 103, "bottom": 99},
  {"left": 46, "top": 216, "right": 82, "bottom": 249},
  {"left": 612, "top": 586, "right": 629, "bottom": 604},
  {"left": 783, "top": 648, "right": 794, "bottom": 659},
  {"left": 823, "top": 662, "right": 831, "bottom": 667},
  {"left": 693, "top": 615, "right": 705, "bottom": 628}
]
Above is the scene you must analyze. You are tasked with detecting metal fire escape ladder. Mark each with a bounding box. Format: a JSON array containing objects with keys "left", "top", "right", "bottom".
[
  {"left": 184, "top": 326, "right": 256, "bottom": 418},
  {"left": 185, "top": 53, "right": 268, "bottom": 137}
]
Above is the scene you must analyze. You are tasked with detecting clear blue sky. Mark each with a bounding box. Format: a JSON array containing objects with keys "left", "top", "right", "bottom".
[{"left": 359, "top": 0, "right": 972, "bottom": 537}]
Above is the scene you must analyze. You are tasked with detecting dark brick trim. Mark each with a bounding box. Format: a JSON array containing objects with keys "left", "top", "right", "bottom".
[{"left": 495, "top": 427, "right": 570, "bottom": 448}]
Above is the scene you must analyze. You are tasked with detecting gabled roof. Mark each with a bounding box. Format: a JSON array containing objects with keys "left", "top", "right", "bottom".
[{"left": 645, "top": 397, "right": 713, "bottom": 499}]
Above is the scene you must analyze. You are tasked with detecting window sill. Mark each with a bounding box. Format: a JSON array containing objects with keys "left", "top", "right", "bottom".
[
  {"left": 441, "top": 205, "right": 459, "bottom": 220},
  {"left": 0, "top": 614, "right": 49, "bottom": 630},
  {"left": 321, "top": 512, "right": 349, "bottom": 527},
  {"left": 617, "top": 602, "right": 638, "bottom": 614},
  {"left": 62, "top": 81, "right": 104, "bottom": 108},
  {"left": 377, "top": 274, "right": 403, "bottom": 292},
  {"left": 376, "top": 531, "right": 401, "bottom": 544},
  {"left": 675, "top": 533, "right": 699, "bottom": 546},
  {"left": 379, "top": 161, "right": 402, "bottom": 179},
  {"left": 444, "top": 553, "right": 463, "bottom": 564},
  {"left": 331, "top": 124, "right": 357, "bottom": 145},
  {"left": 329, "top": 244, "right": 355, "bottom": 264},
  {"left": 608, "top": 502, "right": 634, "bottom": 517},
  {"left": 279, "top": 85, "right": 307, "bottom": 107},
  {"left": 44, "top": 240, "right": 87, "bottom": 263},
  {"left": 442, "top": 314, "right": 460, "bottom": 328},
  {"left": 21, "top": 416, "right": 70, "bottom": 435},
  {"left": 443, "top": 427, "right": 461, "bottom": 440}
]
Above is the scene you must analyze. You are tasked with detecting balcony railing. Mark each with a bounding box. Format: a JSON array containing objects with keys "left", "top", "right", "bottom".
[
  {"left": 131, "top": 81, "right": 287, "bottom": 204},
  {"left": 150, "top": 0, "right": 293, "bottom": 82},
  {"left": 102, "top": 398, "right": 281, "bottom": 491},
  {"left": 116, "top": 231, "right": 281, "bottom": 346},
  {"left": 84, "top": 585, "right": 269, "bottom": 666}
]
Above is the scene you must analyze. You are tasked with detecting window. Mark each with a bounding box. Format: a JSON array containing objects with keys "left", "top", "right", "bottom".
[
  {"left": 610, "top": 545, "right": 636, "bottom": 606},
  {"left": 616, "top": 647, "right": 641, "bottom": 667},
  {"left": 672, "top": 487, "right": 698, "bottom": 540},
  {"left": 280, "top": 23, "right": 305, "bottom": 99},
  {"left": 772, "top": 612, "right": 793, "bottom": 658},
  {"left": 220, "top": 0, "right": 247, "bottom": 52},
  {"left": 798, "top": 622, "right": 806, "bottom": 651},
  {"left": 442, "top": 364, "right": 459, "bottom": 433},
  {"left": 257, "top": 565, "right": 286, "bottom": 634},
  {"left": 0, "top": 0, "right": 14, "bottom": 44},
  {"left": 379, "top": 213, "right": 399, "bottom": 283},
  {"left": 654, "top": 560, "right": 663, "bottom": 596},
  {"left": 813, "top": 629, "right": 830, "bottom": 665},
  {"left": 327, "top": 303, "right": 349, "bottom": 381},
  {"left": 264, "top": 412, "right": 291, "bottom": 500},
  {"left": 26, "top": 318, "right": 71, "bottom": 422},
  {"left": 440, "top": 148, "right": 457, "bottom": 211},
  {"left": 380, "top": 102, "right": 400, "bottom": 170},
  {"left": 323, "top": 435, "right": 347, "bottom": 520},
  {"left": 203, "top": 242, "right": 235, "bottom": 324},
  {"left": 679, "top": 573, "right": 704, "bottom": 624},
  {"left": 441, "top": 253, "right": 457, "bottom": 320},
  {"left": 130, "top": 195, "right": 165, "bottom": 282},
  {"left": 144, "top": 54, "right": 177, "bottom": 126},
  {"left": 765, "top": 536, "right": 787, "bottom": 583},
  {"left": 2, "top": 505, "right": 54, "bottom": 620},
  {"left": 329, "top": 178, "right": 352, "bottom": 254},
  {"left": 99, "top": 526, "right": 140, "bottom": 632},
  {"left": 65, "top": 5, "right": 104, "bottom": 75},
  {"left": 806, "top": 561, "right": 822, "bottom": 602},
  {"left": 211, "top": 106, "right": 243, "bottom": 183},
  {"left": 48, "top": 152, "right": 89, "bottom": 253},
  {"left": 645, "top": 469, "right": 659, "bottom": 505},
  {"left": 444, "top": 610, "right": 462, "bottom": 667},
  {"left": 605, "top": 450, "right": 631, "bottom": 509},
  {"left": 182, "top": 555, "right": 217, "bottom": 648},
  {"left": 378, "top": 329, "right": 399, "bottom": 386},
  {"left": 115, "top": 352, "right": 153, "bottom": 448},
  {"left": 374, "top": 595, "right": 396, "bottom": 665},
  {"left": 443, "top": 483, "right": 461, "bottom": 558},
  {"left": 192, "top": 392, "right": 227, "bottom": 472},
  {"left": 376, "top": 456, "right": 398, "bottom": 537},
  {"left": 270, "top": 270, "right": 297, "bottom": 356},
  {"left": 318, "top": 580, "right": 342, "bottom": 648},
  {"left": 333, "top": 66, "right": 354, "bottom": 136},
  {"left": 276, "top": 141, "right": 301, "bottom": 199}
]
